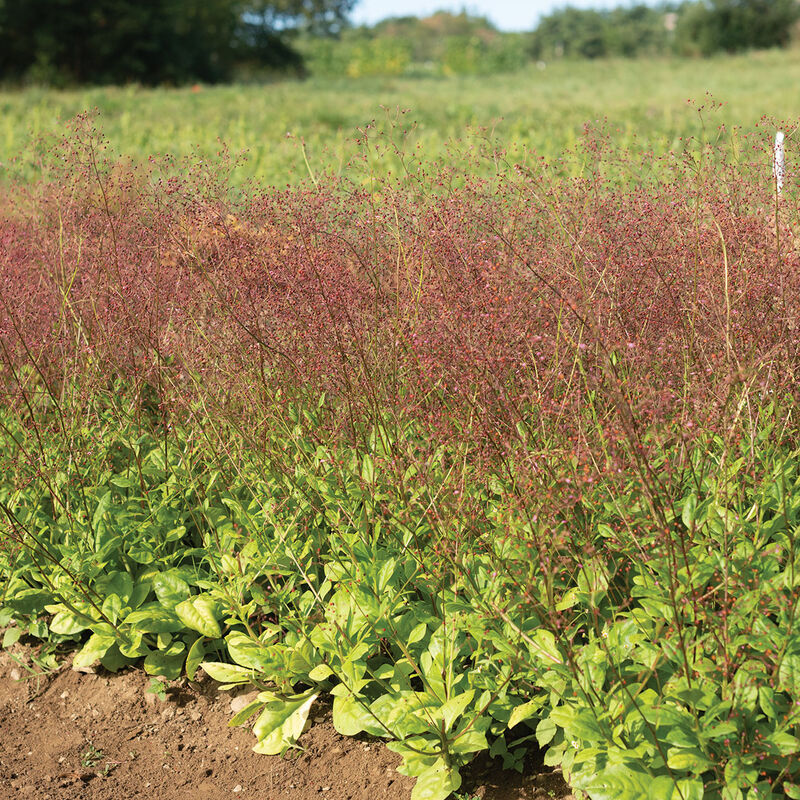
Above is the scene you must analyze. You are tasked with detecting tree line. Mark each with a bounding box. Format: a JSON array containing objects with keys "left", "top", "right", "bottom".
[
  {"left": 0, "top": 0, "right": 354, "bottom": 85},
  {"left": 529, "top": 0, "right": 798, "bottom": 60},
  {"left": 0, "top": 0, "right": 797, "bottom": 86}
]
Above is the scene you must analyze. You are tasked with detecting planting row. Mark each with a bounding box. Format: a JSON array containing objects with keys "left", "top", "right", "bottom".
[{"left": 1, "top": 118, "right": 800, "bottom": 798}]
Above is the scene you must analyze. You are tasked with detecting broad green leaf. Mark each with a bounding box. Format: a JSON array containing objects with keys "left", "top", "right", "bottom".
[
  {"left": 586, "top": 764, "right": 653, "bottom": 800},
  {"left": 6, "top": 589, "right": 51, "bottom": 616},
  {"left": 411, "top": 759, "right": 461, "bottom": 800},
  {"left": 765, "top": 731, "right": 800, "bottom": 755},
  {"left": 101, "top": 593, "right": 122, "bottom": 623},
  {"left": 229, "top": 698, "right": 264, "bottom": 726},
  {"left": 450, "top": 727, "right": 488, "bottom": 755},
  {"left": 2, "top": 627, "right": 22, "bottom": 649},
  {"left": 784, "top": 783, "right": 800, "bottom": 799},
  {"left": 144, "top": 646, "right": 186, "bottom": 680},
  {"left": 682, "top": 493, "right": 698, "bottom": 529},
  {"left": 251, "top": 691, "right": 318, "bottom": 755},
  {"left": 92, "top": 488, "right": 112, "bottom": 529},
  {"left": 127, "top": 541, "right": 155, "bottom": 564},
  {"left": 667, "top": 748, "right": 714, "bottom": 772},
  {"left": 308, "top": 663, "right": 334, "bottom": 681},
  {"left": 555, "top": 588, "right": 579, "bottom": 611},
  {"left": 151, "top": 572, "right": 190, "bottom": 610},
  {"left": 536, "top": 717, "right": 557, "bottom": 747},
  {"left": 185, "top": 636, "right": 206, "bottom": 681},
  {"left": 175, "top": 596, "right": 221, "bottom": 639},
  {"left": 100, "top": 644, "right": 136, "bottom": 673},
  {"left": 509, "top": 699, "right": 541, "bottom": 730},
  {"left": 440, "top": 690, "right": 474, "bottom": 732},
  {"left": 527, "top": 629, "right": 563, "bottom": 665},
  {"left": 50, "top": 610, "right": 92, "bottom": 635},
  {"left": 550, "top": 705, "right": 602, "bottom": 741},
  {"left": 96, "top": 571, "right": 134, "bottom": 604},
  {"left": 125, "top": 604, "right": 184, "bottom": 633},
  {"left": 201, "top": 661, "right": 253, "bottom": 683},
  {"left": 648, "top": 775, "right": 704, "bottom": 800},
  {"left": 387, "top": 740, "right": 439, "bottom": 777},
  {"left": 361, "top": 453, "right": 375, "bottom": 484},
  {"left": 72, "top": 634, "right": 115, "bottom": 671},
  {"left": 118, "top": 629, "right": 148, "bottom": 658},
  {"left": 129, "top": 580, "right": 151, "bottom": 609},
  {"left": 778, "top": 654, "right": 800, "bottom": 695},
  {"left": 333, "top": 693, "right": 373, "bottom": 737},
  {"left": 407, "top": 622, "right": 428, "bottom": 646},
  {"left": 226, "top": 632, "right": 275, "bottom": 671}
]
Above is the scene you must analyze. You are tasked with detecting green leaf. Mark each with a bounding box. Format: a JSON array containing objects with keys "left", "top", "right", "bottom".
[
  {"left": 550, "top": 705, "right": 602, "bottom": 741},
  {"left": 765, "top": 731, "right": 800, "bottom": 755},
  {"left": 387, "top": 740, "right": 439, "bottom": 777},
  {"left": 361, "top": 453, "right": 375, "bottom": 484},
  {"left": 411, "top": 759, "right": 461, "bottom": 800},
  {"left": 2, "top": 627, "right": 22, "bottom": 649},
  {"left": 509, "top": 699, "right": 541, "bottom": 730},
  {"left": 92, "top": 488, "right": 112, "bottom": 529},
  {"left": 101, "top": 593, "right": 122, "bottom": 623},
  {"left": 175, "top": 596, "right": 221, "bottom": 639},
  {"left": 144, "top": 647, "right": 186, "bottom": 680},
  {"left": 536, "top": 717, "right": 557, "bottom": 747},
  {"left": 100, "top": 644, "right": 136, "bottom": 673},
  {"left": 96, "top": 571, "right": 134, "bottom": 604},
  {"left": 332, "top": 693, "right": 374, "bottom": 737},
  {"left": 648, "top": 775, "right": 704, "bottom": 800},
  {"left": 127, "top": 540, "right": 155, "bottom": 564},
  {"left": 449, "top": 727, "right": 488, "bottom": 755},
  {"left": 185, "top": 636, "right": 206, "bottom": 681},
  {"left": 440, "top": 690, "right": 474, "bottom": 732},
  {"left": 125, "top": 603, "right": 184, "bottom": 633},
  {"left": 151, "top": 571, "right": 190, "bottom": 610},
  {"left": 667, "top": 748, "right": 714, "bottom": 772},
  {"left": 527, "top": 629, "right": 563, "bottom": 665},
  {"left": 72, "top": 634, "right": 115, "bottom": 671},
  {"left": 407, "top": 622, "right": 428, "bottom": 646},
  {"left": 308, "top": 663, "right": 333, "bottom": 681},
  {"left": 778, "top": 654, "right": 800, "bottom": 695},
  {"left": 200, "top": 661, "right": 253, "bottom": 684},
  {"left": 586, "top": 764, "right": 653, "bottom": 800},
  {"left": 784, "top": 783, "right": 800, "bottom": 799},
  {"left": 251, "top": 691, "right": 318, "bottom": 755},
  {"left": 50, "top": 610, "right": 92, "bottom": 635},
  {"left": 6, "top": 589, "right": 51, "bottom": 616},
  {"left": 229, "top": 698, "right": 265, "bottom": 726},
  {"left": 226, "top": 632, "right": 275, "bottom": 671},
  {"left": 682, "top": 493, "right": 698, "bottom": 529}
]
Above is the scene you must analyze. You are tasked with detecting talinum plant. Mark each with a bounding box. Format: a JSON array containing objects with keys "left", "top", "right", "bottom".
[{"left": 1, "top": 113, "right": 800, "bottom": 799}]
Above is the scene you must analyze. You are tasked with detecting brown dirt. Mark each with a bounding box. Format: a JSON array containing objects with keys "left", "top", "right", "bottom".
[{"left": 0, "top": 643, "right": 573, "bottom": 800}]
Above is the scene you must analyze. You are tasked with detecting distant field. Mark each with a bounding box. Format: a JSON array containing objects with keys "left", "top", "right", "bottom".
[{"left": 2, "top": 48, "right": 800, "bottom": 185}]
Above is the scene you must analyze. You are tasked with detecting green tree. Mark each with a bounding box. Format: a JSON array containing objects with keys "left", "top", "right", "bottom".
[
  {"left": 0, "top": 0, "right": 354, "bottom": 85},
  {"left": 676, "top": 0, "right": 798, "bottom": 54},
  {"left": 529, "top": 7, "right": 609, "bottom": 59}
]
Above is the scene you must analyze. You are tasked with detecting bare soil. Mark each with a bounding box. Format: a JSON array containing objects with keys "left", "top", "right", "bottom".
[{"left": 0, "top": 643, "right": 573, "bottom": 800}]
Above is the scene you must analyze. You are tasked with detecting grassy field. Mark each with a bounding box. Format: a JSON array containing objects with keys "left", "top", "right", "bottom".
[{"left": 3, "top": 49, "right": 800, "bottom": 186}]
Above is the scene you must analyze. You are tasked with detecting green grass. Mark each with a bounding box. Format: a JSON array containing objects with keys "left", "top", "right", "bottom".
[{"left": 3, "top": 49, "right": 800, "bottom": 186}]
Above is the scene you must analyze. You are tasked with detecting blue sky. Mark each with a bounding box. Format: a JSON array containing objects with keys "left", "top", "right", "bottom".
[{"left": 350, "top": 1, "right": 628, "bottom": 31}]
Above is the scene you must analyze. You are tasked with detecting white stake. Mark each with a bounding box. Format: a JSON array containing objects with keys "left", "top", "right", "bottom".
[{"left": 774, "top": 131, "right": 785, "bottom": 195}]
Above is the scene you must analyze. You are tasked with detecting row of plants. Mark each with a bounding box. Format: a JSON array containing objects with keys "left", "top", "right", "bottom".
[{"left": 1, "top": 115, "right": 799, "bottom": 799}]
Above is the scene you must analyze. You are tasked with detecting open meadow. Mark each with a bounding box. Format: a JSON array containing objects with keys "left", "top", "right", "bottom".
[
  {"left": 1, "top": 51, "right": 800, "bottom": 800},
  {"left": 3, "top": 49, "right": 800, "bottom": 185}
]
